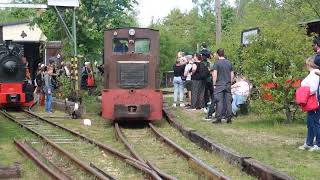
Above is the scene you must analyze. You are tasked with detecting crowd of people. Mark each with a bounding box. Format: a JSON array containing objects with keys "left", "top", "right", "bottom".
[
  {"left": 172, "top": 43, "right": 251, "bottom": 124},
  {"left": 27, "top": 55, "right": 103, "bottom": 114},
  {"left": 32, "top": 59, "right": 75, "bottom": 113},
  {"left": 171, "top": 38, "right": 320, "bottom": 151}
]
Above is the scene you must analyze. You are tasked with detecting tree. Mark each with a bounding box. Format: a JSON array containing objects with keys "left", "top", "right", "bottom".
[
  {"left": 216, "top": 1, "right": 315, "bottom": 122},
  {"left": 35, "top": 0, "right": 137, "bottom": 61},
  {"left": 282, "top": 0, "right": 320, "bottom": 20},
  {"left": 215, "top": 0, "right": 222, "bottom": 45}
]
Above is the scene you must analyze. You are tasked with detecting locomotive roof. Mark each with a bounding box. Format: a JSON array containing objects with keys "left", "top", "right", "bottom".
[{"left": 105, "top": 27, "right": 159, "bottom": 32}]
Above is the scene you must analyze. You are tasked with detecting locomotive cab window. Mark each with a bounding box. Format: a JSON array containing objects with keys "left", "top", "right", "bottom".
[
  {"left": 113, "top": 39, "right": 129, "bottom": 53},
  {"left": 135, "top": 39, "right": 150, "bottom": 53}
]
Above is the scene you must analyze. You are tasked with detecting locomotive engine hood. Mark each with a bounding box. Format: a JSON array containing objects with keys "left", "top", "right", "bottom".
[{"left": 0, "top": 44, "right": 25, "bottom": 83}]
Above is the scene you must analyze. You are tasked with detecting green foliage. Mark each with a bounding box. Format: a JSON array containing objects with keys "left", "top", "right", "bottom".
[
  {"left": 33, "top": 0, "right": 138, "bottom": 63},
  {"left": 0, "top": 0, "right": 138, "bottom": 64},
  {"left": 55, "top": 76, "right": 73, "bottom": 99},
  {"left": 216, "top": 1, "right": 316, "bottom": 122}
]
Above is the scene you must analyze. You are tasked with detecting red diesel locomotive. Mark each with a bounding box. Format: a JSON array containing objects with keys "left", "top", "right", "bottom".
[
  {"left": 101, "top": 28, "right": 162, "bottom": 121},
  {"left": 0, "top": 41, "right": 33, "bottom": 107}
]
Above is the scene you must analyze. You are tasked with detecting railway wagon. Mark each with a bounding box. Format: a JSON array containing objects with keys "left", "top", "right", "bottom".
[
  {"left": 0, "top": 41, "right": 33, "bottom": 107},
  {"left": 101, "top": 28, "right": 163, "bottom": 121}
]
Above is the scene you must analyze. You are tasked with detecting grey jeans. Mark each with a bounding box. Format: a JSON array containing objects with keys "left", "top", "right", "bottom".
[{"left": 214, "top": 86, "right": 232, "bottom": 120}]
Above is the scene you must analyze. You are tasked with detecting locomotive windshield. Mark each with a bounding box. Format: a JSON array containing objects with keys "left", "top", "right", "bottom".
[
  {"left": 113, "top": 39, "right": 128, "bottom": 53},
  {"left": 135, "top": 39, "right": 150, "bottom": 53}
]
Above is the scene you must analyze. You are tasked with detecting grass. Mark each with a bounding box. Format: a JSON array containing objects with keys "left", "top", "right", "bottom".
[
  {"left": 34, "top": 100, "right": 252, "bottom": 179},
  {"left": 153, "top": 120, "right": 253, "bottom": 179},
  {"left": 33, "top": 106, "right": 145, "bottom": 179},
  {"left": 0, "top": 115, "right": 47, "bottom": 179},
  {"left": 169, "top": 104, "right": 320, "bottom": 180}
]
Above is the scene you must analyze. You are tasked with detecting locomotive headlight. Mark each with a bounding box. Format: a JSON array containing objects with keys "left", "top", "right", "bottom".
[
  {"left": 8, "top": 44, "right": 14, "bottom": 50},
  {"left": 4, "top": 60, "right": 17, "bottom": 74},
  {"left": 129, "top": 29, "right": 135, "bottom": 36}
]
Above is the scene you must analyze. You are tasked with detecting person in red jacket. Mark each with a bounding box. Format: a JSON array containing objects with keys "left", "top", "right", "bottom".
[{"left": 298, "top": 56, "right": 320, "bottom": 151}]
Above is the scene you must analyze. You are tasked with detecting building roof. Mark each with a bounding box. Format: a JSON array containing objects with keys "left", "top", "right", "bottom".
[
  {"left": 299, "top": 19, "right": 320, "bottom": 25},
  {"left": 0, "top": 20, "right": 31, "bottom": 27}
]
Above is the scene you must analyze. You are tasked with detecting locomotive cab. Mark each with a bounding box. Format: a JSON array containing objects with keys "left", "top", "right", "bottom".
[{"left": 102, "top": 28, "right": 162, "bottom": 121}]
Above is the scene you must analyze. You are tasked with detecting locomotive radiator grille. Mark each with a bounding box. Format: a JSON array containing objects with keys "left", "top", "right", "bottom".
[{"left": 117, "top": 61, "right": 149, "bottom": 88}]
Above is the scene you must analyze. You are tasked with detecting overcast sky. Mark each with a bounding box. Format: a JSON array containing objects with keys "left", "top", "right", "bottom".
[
  {"left": 136, "top": 0, "right": 236, "bottom": 27},
  {"left": 0, "top": 0, "right": 235, "bottom": 27},
  {"left": 136, "top": 0, "right": 194, "bottom": 27}
]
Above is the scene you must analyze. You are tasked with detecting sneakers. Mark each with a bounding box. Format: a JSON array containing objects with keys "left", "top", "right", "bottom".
[
  {"left": 298, "top": 143, "right": 313, "bottom": 150},
  {"left": 180, "top": 103, "right": 185, "bottom": 107},
  {"left": 203, "top": 116, "right": 213, "bottom": 121},
  {"left": 212, "top": 119, "right": 222, "bottom": 124},
  {"left": 172, "top": 103, "right": 177, "bottom": 107},
  {"left": 309, "top": 145, "right": 320, "bottom": 152}
]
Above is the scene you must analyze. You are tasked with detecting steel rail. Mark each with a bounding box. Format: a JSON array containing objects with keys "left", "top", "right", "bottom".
[
  {"left": 89, "top": 163, "right": 116, "bottom": 180},
  {"left": 149, "top": 123, "right": 231, "bottom": 180},
  {"left": 0, "top": 110, "right": 110, "bottom": 180},
  {"left": 114, "top": 123, "right": 176, "bottom": 180},
  {"left": 21, "top": 110, "right": 162, "bottom": 180},
  {"left": 114, "top": 123, "right": 146, "bottom": 163},
  {"left": 162, "top": 108, "right": 294, "bottom": 180},
  {"left": 14, "top": 140, "right": 72, "bottom": 180}
]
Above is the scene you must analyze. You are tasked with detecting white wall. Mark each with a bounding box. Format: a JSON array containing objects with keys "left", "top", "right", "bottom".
[{"left": 3, "top": 23, "right": 47, "bottom": 42}]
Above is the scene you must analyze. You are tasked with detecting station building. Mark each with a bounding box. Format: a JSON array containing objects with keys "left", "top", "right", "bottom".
[{"left": 0, "top": 20, "right": 62, "bottom": 80}]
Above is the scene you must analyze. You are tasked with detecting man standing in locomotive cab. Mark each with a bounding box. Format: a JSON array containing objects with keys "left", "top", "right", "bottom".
[
  {"left": 21, "top": 55, "right": 34, "bottom": 103},
  {"left": 113, "top": 39, "right": 128, "bottom": 53}
]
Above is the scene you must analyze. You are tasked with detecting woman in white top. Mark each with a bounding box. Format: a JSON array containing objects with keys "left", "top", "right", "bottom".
[
  {"left": 299, "top": 56, "right": 320, "bottom": 152},
  {"left": 231, "top": 75, "right": 250, "bottom": 115}
]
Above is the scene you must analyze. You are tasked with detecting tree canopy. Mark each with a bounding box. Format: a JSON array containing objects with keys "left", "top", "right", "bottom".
[{"left": 0, "top": 0, "right": 138, "bottom": 63}]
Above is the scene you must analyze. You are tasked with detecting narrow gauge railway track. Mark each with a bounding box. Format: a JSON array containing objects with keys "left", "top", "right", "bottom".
[
  {"left": 115, "top": 122, "right": 230, "bottom": 180},
  {"left": 0, "top": 110, "right": 163, "bottom": 180}
]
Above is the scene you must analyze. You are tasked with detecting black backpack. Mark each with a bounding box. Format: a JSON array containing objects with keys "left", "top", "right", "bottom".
[
  {"left": 35, "top": 73, "right": 43, "bottom": 87},
  {"left": 199, "top": 62, "right": 210, "bottom": 80}
]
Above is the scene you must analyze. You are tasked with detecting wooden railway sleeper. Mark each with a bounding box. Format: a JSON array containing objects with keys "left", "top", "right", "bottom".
[
  {"left": 148, "top": 123, "right": 231, "bottom": 180},
  {"left": 1, "top": 110, "right": 111, "bottom": 180},
  {"left": 114, "top": 123, "right": 175, "bottom": 180},
  {"left": 14, "top": 140, "right": 72, "bottom": 180},
  {"left": 21, "top": 110, "right": 163, "bottom": 179}
]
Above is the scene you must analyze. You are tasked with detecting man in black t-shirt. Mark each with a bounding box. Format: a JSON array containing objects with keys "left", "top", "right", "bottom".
[{"left": 211, "top": 48, "right": 234, "bottom": 123}]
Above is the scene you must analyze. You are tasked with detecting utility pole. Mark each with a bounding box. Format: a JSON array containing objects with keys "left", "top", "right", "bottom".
[{"left": 215, "top": 0, "right": 221, "bottom": 46}]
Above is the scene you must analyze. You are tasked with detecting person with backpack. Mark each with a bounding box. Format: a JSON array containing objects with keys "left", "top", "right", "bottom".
[
  {"left": 184, "top": 55, "right": 194, "bottom": 106},
  {"left": 211, "top": 48, "right": 234, "bottom": 124},
  {"left": 200, "top": 44, "right": 213, "bottom": 112},
  {"left": 189, "top": 53, "right": 205, "bottom": 110}
]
